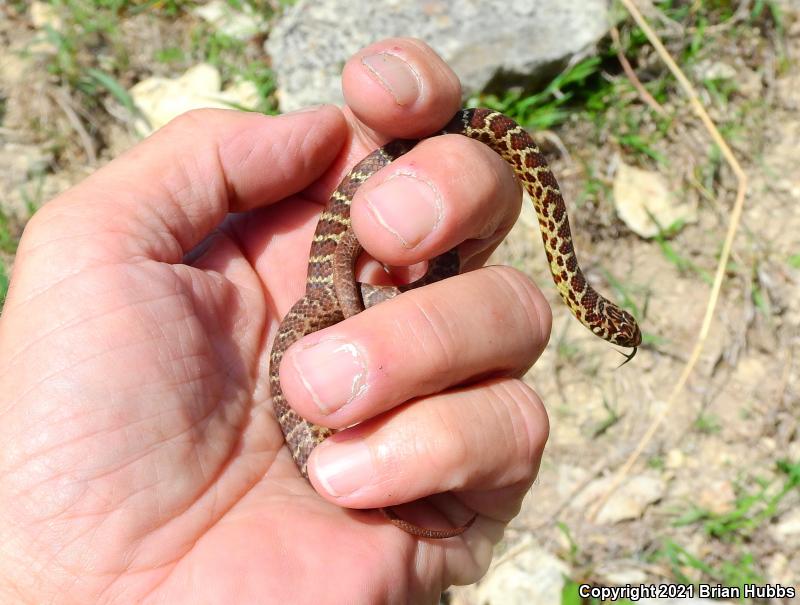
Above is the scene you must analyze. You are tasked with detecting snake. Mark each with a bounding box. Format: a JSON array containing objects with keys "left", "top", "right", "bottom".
[{"left": 269, "top": 108, "right": 642, "bottom": 539}]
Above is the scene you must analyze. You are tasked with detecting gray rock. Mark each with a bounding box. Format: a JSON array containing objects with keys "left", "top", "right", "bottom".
[{"left": 267, "top": 0, "right": 610, "bottom": 111}]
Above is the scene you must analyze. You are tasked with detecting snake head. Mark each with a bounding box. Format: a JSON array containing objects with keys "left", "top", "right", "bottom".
[{"left": 605, "top": 305, "right": 642, "bottom": 348}]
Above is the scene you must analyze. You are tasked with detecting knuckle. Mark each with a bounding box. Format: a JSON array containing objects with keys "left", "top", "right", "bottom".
[
  {"left": 399, "top": 294, "right": 460, "bottom": 378},
  {"left": 417, "top": 402, "right": 471, "bottom": 479},
  {"left": 427, "top": 136, "right": 519, "bottom": 222},
  {"left": 489, "top": 379, "right": 549, "bottom": 484},
  {"left": 467, "top": 138, "right": 520, "bottom": 198},
  {"left": 484, "top": 266, "right": 552, "bottom": 350}
]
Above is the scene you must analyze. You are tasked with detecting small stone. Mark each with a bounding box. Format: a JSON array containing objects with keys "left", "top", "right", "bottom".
[
  {"left": 26, "top": 2, "right": 65, "bottom": 55},
  {"left": 0, "top": 53, "right": 28, "bottom": 86},
  {"left": 0, "top": 143, "right": 52, "bottom": 189},
  {"left": 696, "top": 479, "right": 736, "bottom": 515},
  {"left": 195, "top": 0, "right": 265, "bottom": 41},
  {"left": 613, "top": 161, "right": 697, "bottom": 238},
  {"left": 766, "top": 552, "right": 790, "bottom": 586},
  {"left": 29, "top": 1, "right": 62, "bottom": 30},
  {"left": 665, "top": 448, "right": 685, "bottom": 469},
  {"left": 129, "top": 64, "right": 259, "bottom": 136},
  {"left": 772, "top": 508, "right": 800, "bottom": 540},
  {"left": 577, "top": 474, "right": 666, "bottom": 524},
  {"left": 475, "top": 535, "right": 569, "bottom": 605},
  {"left": 596, "top": 563, "right": 648, "bottom": 585},
  {"left": 694, "top": 60, "right": 737, "bottom": 81}
]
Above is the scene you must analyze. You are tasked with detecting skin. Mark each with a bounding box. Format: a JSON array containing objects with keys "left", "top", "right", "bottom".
[{"left": 0, "top": 39, "right": 551, "bottom": 605}]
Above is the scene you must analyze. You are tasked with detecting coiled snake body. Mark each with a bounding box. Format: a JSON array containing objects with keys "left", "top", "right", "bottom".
[{"left": 269, "top": 108, "right": 641, "bottom": 538}]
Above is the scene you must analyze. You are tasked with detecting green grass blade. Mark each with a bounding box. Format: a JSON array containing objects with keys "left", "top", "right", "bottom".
[{"left": 86, "top": 68, "right": 137, "bottom": 114}]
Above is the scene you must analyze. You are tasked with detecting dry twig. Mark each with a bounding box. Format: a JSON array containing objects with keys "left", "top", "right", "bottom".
[
  {"left": 50, "top": 88, "right": 98, "bottom": 164},
  {"left": 610, "top": 26, "right": 667, "bottom": 116}
]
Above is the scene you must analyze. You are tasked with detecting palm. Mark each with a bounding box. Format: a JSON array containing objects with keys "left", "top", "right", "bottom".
[{"left": 58, "top": 186, "right": 442, "bottom": 601}]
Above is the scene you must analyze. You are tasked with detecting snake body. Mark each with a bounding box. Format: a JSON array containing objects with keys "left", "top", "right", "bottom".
[{"left": 269, "top": 108, "right": 642, "bottom": 538}]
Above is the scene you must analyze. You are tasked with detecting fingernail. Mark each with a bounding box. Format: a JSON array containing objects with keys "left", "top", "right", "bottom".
[
  {"left": 361, "top": 52, "right": 421, "bottom": 106},
  {"left": 290, "top": 338, "right": 367, "bottom": 414},
  {"left": 313, "top": 439, "right": 375, "bottom": 497},
  {"left": 365, "top": 172, "right": 442, "bottom": 248}
]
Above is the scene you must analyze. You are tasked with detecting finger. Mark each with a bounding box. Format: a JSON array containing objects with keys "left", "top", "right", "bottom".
[
  {"left": 18, "top": 106, "right": 347, "bottom": 271},
  {"left": 342, "top": 38, "right": 462, "bottom": 139},
  {"left": 279, "top": 266, "right": 551, "bottom": 428},
  {"left": 349, "top": 133, "right": 522, "bottom": 268},
  {"left": 297, "top": 38, "right": 465, "bottom": 205},
  {"left": 306, "top": 376, "right": 549, "bottom": 512}
]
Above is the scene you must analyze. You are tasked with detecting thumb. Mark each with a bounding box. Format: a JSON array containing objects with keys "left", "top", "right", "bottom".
[{"left": 14, "top": 106, "right": 346, "bottom": 288}]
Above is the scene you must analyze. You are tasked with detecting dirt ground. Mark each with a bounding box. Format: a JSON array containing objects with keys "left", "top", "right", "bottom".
[{"left": 1, "top": 2, "right": 799, "bottom": 602}]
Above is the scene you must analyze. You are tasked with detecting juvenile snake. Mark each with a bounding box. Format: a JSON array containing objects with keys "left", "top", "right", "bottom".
[{"left": 269, "top": 108, "right": 642, "bottom": 539}]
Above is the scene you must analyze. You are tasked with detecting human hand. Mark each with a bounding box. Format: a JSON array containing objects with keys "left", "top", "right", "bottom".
[{"left": 0, "top": 38, "right": 550, "bottom": 604}]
